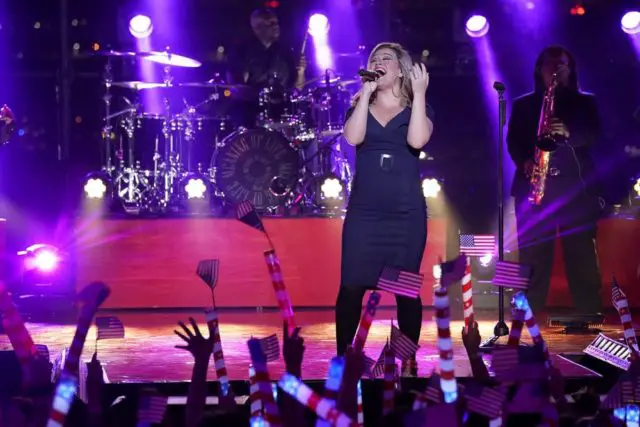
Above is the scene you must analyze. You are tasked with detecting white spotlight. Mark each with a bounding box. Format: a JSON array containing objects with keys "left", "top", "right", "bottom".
[
  {"left": 321, "top": 177, "right": 343, "bottom": 200},
  {"left": 129, "top": 14, "right": 153, "bottom": 39},
  {"left": 422, "top": 178, "right": 441, "bottom": 199},
  {"left": 84, "top": 178, "right": 107, "bottom": 200},
  {"left": 185, "top": 178, "right": 207, "bottom": 200}
]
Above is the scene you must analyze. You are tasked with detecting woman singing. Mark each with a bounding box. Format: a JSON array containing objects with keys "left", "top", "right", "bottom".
[{"left": 337, "top": 42, "right": 433, "bottom": 375}]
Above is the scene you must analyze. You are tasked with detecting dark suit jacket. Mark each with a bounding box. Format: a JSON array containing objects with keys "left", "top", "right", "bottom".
[{"left": 506, "top": 89, "right": 600, "bottom": 199}]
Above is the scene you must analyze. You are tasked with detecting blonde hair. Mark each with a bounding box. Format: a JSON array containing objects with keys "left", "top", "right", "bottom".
[{"left": 351, "top": 42, "right": 415, "bottom": 108}]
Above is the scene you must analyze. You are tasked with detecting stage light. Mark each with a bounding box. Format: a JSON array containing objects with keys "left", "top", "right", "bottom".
[
  {"left": 185, "top": 178, "right": 207, "bottom": 200},
  {"left": 570, "top": 5, "right": 586, "bottom": 16},
  {"left": 422, "top": 178, "right": 441, "bottom": 199},
  {"left": 129, "top": 14, "right": 153, "bottom": 39},
  {"left": 18, "top": 244, "right": 61, "bottom": 273},
  {"left": 465, "top": 15, "right": 489, "bottom": 38},
  {"left": 321, "top": 177, "right": 343, "bottom": 200},
  {"left": 478, "top": 254, "right": 493, "bottom": 268},
  {"left": 621, "top": 11, "right": 640, "bottom": 35},
  {"left": 633, "top": 177, "right": 640, "bottom": 198},
  {"left": 308, "top": 13, "right": 329, "bottom": 37},
  {"left": 84, "top": 176, "right": 108, "bottom": 199}
]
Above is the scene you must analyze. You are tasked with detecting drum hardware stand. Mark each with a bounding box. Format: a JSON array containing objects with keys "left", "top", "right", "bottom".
[{"left": 101, "top": 58, "right": 114, "bottom": 173}]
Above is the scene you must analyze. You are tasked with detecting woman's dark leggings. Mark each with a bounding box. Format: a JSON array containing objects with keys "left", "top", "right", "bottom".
[{"left": 335, "top": 286, "right": 423, "bottom": 356}]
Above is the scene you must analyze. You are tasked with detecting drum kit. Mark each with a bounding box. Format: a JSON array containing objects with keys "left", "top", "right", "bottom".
[{"left": 91, "top": 49, "right": 361, "bottom": 215}]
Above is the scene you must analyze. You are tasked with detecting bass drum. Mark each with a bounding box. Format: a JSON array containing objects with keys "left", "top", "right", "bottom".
[{"left": 212, "top": 128, "right": 300, "bottom": 210}]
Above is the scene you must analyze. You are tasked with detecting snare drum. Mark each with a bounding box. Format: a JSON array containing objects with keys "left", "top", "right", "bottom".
[{"left": 211, "top": 128, "right": 301, "bottom": 210}]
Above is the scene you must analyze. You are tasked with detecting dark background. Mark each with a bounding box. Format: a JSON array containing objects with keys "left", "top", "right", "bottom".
[{"left": 0, "top": 0, "right": 638, "bottom": 251}]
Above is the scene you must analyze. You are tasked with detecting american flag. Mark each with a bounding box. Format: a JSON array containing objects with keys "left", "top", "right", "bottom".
[
  {"left": 259, "top": 334, "right": 280, "bottom": 362},
  {"left": 196, "top": 259, "right": 220, "bottom": 289},
  {"left": 96, "top": 316, "right": 125, "bottom": 340},
  {"left": 364, "top": 355, "right": 378, "bottom": 377},
  {"left": 390, "top": 325, "right": 420, "bottom": 361},
  {"left": 611, "top": 277, "right": 626, "bottom": 307},
  {"left": 491, "top": 345, "right": 546, "bottom": 381},
  {"left": 377, "top": 266, "right": 423, "bottom": 299},
  {"left": 35, "top": 344, "right": 50, "bottom": 362},
  {"left": 237, "top": 200, "right": 265, "bottom": 232},
  {"left": 621, "top": 375, "right": 635, "bottom": 403},
  {"left": 601, "top": 381, "right": 623, "bottom": 410},
  {"left": 439, "top": 255, "right": 467, "bottom": 289},
  {"left": 421, "top": 374, "right": 466, "bottom": 404},
  {"left": 370, "top": 344, "right": 389, "bottom": 378},
  {"left": 464, "top": 382, "right": 506, "bottom": 419},
  {"left": 459, "top": 234, "right": 495, "bottom": 257},
  {"left": 492, "top": 261, "right": 531, "bottom": 289},
  {"left": 138, "top": 392, "right": 167, "bottom": 424}
]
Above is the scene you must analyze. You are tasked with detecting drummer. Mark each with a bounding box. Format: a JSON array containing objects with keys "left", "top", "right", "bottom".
[{"left": 229, "top": 8, "right": 307, "bottom": 91}]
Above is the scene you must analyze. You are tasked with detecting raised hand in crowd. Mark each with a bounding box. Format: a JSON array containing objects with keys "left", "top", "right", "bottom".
[
  {"left": 337, "top": 345, "right": 365, "bottom": 420},
  {"left": 86, "top": 352, "right": 105, "bottom": 426},
  {"left": 461, "top": 321, "right": 489, "bottom": 382},
  {"left": 283, "top": 321, "right": 304, "bottom": 378},
  {"left": 175, "top": 317, "right": 213, "bottom": 427},
  {"left": 281, "top": 321, "right": 306, "bottom": 427}
]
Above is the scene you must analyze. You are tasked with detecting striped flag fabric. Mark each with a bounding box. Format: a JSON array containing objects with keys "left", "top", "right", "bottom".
[
  {"left": 196, "top": 259, "right": 220, "bottom": 289},
  {"left": 621, "top": 375, "right": 635, "bottom": 403},
  {"left": 237, "top": 200, "right": 265, "bottom": 232},
  {"left": 439, "top": 255, "right": 467, "bottom": 289},
  {"left": 421, "top": 374, "right": 466, "bottom": 404},
  {"left": 390, "top": 325, "right": 420, "bottom": 361},
  {"left": 96, "top": 316, "right": 125, "bottom": 340},
  {"left": 371, "top": 344, "right": 388, "bottom": 378},
  {"left": 35, "top": 344, "right": 50, "bottom": 362},
  {"left": 491, "top": 345, "right": 546, "bottom": 381},
  {"left": 459, "top": 234, "right": 495, "bottom": 257},
  {"left": 259, "top": 334, "right": 280, "bottom": 362},
  {"left": 492, "top": 261, "right": 531, "bottom": 289},
  {"left": 377, "top": 266, "right": 423, "bottom": 299},
  {"left": 463, "top": 382, "right": 506, "bottom": 419},
  {"left": 363, "top": 355, "right": 377, "bottom": 377},
  {"left": 138, "top": 391, "right": 167, "bottom": 424}
]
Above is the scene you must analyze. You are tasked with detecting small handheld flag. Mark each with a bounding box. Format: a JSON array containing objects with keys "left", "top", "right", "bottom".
[
  {"left": 196, "top": 259, "right": 220, "bottom": 290},
  {"left": 377, "top": 267, "right": 423, "bottom": 299},
  {"left": 459, "top": 234, "right": 495, "bottom": 257}
]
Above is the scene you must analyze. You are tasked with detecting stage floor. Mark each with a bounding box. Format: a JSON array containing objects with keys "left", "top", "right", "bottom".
[{"left": 0, "top": 308, "right": 614, "bottom": 383}]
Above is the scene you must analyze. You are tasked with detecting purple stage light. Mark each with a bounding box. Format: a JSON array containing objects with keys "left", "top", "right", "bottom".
[
  {"left": 19, "top": 244, "right": 61, "bottom": 273},
  {"left": 308, "top": 13, "right": 329, "bottom": 38},
  {"left": 129, "top": 14, "right": 153, "bottom": 39},
  {"left": 621, "top": 11, "right": 640, "bottom": 35},
  {"left": 465, "top": 15, "right": 490, "bottom": 38}
]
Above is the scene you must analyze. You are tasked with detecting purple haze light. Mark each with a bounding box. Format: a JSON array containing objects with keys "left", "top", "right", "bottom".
[
  {"left": 465, "top": 15, "right": 490, "bottom": 38},
  {"left": 308, "top": 13, "right": 329, "bottom": 38},
  {"left": 621, "top": 11, "right": 640, "bottom": 35},
  {"left": 129, "top": 14, "right": 153, "bottom": 39}
]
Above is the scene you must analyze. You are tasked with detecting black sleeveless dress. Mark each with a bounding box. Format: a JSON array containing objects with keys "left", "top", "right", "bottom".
[{"left": 341, "top": 105, "right": 434, "bottom": 289}]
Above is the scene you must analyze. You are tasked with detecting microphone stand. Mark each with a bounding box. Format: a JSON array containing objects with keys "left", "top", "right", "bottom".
[{"left": 481, "top": 81, "right": 510, "bottom": 349}]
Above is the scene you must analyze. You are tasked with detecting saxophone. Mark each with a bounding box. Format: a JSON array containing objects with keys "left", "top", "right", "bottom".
[{"left": 528, "top": 73, "right": 566, "bottom": 205}]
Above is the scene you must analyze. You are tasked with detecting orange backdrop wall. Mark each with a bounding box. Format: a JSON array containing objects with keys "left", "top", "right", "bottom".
[
  {"left": 74, "top": 217, "right": 640, "bottom": 309},
  {"left": 75, "top": 218, "right": 447, "bottom": 309}
]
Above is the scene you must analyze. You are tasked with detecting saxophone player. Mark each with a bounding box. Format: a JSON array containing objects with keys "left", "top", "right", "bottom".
[{"left": 507, "top": 46, "right": 602, "bottom": 315}]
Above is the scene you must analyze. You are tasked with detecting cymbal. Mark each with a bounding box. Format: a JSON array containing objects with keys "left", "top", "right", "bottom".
[
  {"left": 335, "top": 50, "right": 367, "bottom": 58},
  {"left": 84, "top": 50, "right": 154, "bottom": 58},
  {"left": 304, "top": 75, "right": 343, "bottom": 87},
  {"left": 111, "top": 81, "right": 172, "bottom": 90},
  {"left": 143, "top": 52, "right": 202, "bottom": 68},
  {"left": 338, "top": 79, "right": 360, "bottom": 87},
  {"left": 178, "top": 82, "right": 249, "bottom": 90}
]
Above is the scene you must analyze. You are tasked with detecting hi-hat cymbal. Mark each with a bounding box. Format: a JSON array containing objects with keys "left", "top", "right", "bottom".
[
  {"left": 335, "top": 50, "right": 367, "bottom": 58},
  {"left": 143, "top": 52, "right": 202, "bottom": 68},
  {"left": 84, "top": 50, "right": 154, "bottom": 58},
  {"left": 304, "top": 74, "right": 343, "bottom": 87},
  {"left": 111, "top": 81, "right": 172, "bottom": 90},
  {"left": 178, "top": 82, "right": 250, "bottom": 90}
]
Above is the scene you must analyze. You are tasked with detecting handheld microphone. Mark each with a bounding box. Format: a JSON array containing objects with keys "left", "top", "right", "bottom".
[{"left": 358, "top": 69, "right": 385, "bottom": 82}]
